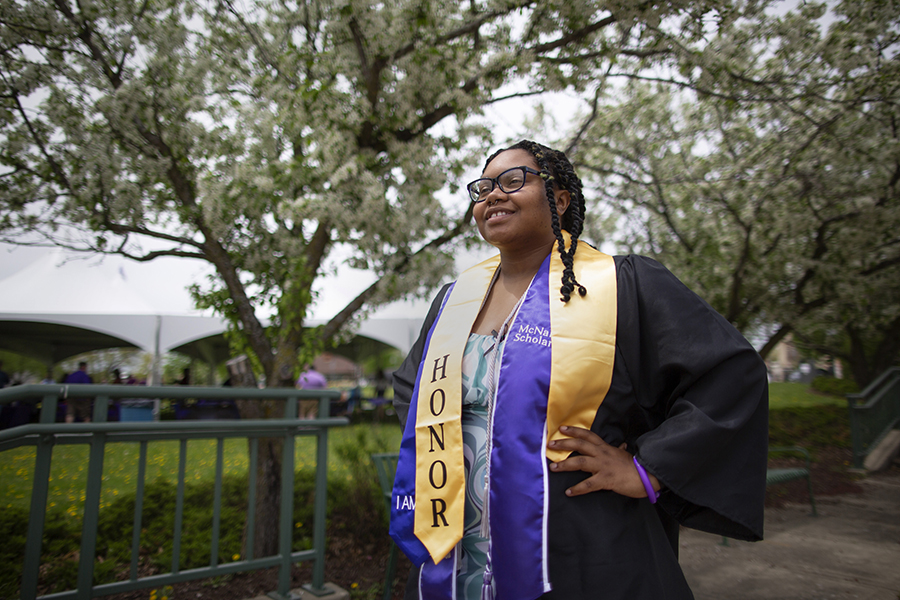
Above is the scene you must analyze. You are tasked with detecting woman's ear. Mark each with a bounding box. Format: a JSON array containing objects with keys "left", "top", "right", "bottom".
[{"left": 555, "top": 189, "right": 571, "bottom": 216}]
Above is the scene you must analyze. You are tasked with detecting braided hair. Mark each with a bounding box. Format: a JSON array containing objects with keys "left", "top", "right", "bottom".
[{"left": 483, "top": 140, "right": 587, "bottom": 302}]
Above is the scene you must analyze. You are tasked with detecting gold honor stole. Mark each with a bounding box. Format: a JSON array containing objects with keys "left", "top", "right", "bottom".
[{"left": 413, "top": 234, "right": 617, "bottom": 563}]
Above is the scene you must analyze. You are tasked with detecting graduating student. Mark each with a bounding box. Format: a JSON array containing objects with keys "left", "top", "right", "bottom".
[{"left": 390, "top": 140, "right": 768, "bottom": 600}]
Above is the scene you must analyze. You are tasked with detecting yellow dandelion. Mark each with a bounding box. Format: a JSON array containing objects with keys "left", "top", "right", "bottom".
[
  {"left": 232, "top": 553, "right": 240, "bottom": 561},
  {"left": 351, "top": 583, "right": 359, "bottom": 589}
]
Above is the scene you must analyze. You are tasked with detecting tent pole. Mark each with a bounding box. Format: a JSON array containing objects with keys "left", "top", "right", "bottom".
[{"left": 151, "top": 315, "right": 162, "bottom": 419}]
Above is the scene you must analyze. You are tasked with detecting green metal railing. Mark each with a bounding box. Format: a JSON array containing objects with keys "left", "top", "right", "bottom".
[
  {"left": 0, "top": 384, "right": 347, "bottom": 600},
  {"left": 847, "top": 367, "right": 900, "bottom": 468}
]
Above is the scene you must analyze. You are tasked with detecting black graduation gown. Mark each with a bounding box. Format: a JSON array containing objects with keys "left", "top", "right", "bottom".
[{"left": 392, "top": 255, "right": 769, "bottom": 600}]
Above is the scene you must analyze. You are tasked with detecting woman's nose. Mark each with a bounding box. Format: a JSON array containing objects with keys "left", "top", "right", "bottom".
[{"left": 484, "top": 183, "right": 506, "bottom": 204}]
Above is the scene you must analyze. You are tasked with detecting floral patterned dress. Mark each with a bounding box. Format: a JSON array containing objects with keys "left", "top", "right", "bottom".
[{"left": 457, "top": 332, "right": 504, "bottom": 599}]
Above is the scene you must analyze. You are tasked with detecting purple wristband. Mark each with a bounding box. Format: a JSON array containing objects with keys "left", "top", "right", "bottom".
[{"left": 633, "top": 456, "right": 658, "bottom": 504}]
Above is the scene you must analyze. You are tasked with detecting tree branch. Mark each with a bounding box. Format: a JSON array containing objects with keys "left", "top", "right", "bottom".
[
  {"left": 529, "top": 15, "right": 617, "bottom": 54},
  {"left": 565, "top": 74, "right": 608, "bottom": 155},
  {"left": 102, "top": 221, "right": 204, "bottom": 249},
  {"left": 758, "top": 323, "right": 792, "bottom": 360},
  {"left": 318, "top": 202, "right": 474, "bottom": 341},
  {"left": 52, "top": 0, "right": 122, "bottom": 88}
]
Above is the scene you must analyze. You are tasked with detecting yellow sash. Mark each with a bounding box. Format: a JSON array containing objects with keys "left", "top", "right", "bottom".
[{"left": 413, "top": 235, "right": 617, "bottom": 563}]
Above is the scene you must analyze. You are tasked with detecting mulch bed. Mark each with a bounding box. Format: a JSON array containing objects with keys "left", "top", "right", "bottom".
[
  {"left": 103, "top": 446, "right": 874, "bottom": 600},
  {"left": 764, "top": 446, "right": 864, "bottom": 509},
  {"left": 101, "top": 530, "right": 411, "bottom": 600}
]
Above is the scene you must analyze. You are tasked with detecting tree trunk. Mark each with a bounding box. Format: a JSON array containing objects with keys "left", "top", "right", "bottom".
[
  {"left": 227, "top": 356, "right": 288, "bottom": 558},
  {"left": 233, "top": 394, "right": 289, "bottom": 558},
  {"left": 845, "top": 325, "right": 873, "bottom": 389},
  {"left": 249, "top": 435, "right": 284, "bottom": 558}
]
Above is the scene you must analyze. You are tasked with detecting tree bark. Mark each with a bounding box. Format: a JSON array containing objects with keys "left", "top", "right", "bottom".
[
  {"left": 758, "top": 323, "right": 792, "bottom": 361},
  {"left": 228, "top": 356, "right": 288, "bottom": 558},
  {"left": 845, "top": 325, "right": 873, "bottom": 389}
]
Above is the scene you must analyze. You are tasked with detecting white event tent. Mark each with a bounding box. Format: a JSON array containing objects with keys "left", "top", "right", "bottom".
[{"left": 0, "top": 249, "right": 424, "bottom": 383}]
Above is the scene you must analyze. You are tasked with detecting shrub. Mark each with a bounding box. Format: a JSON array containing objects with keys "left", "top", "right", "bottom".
[
  {"left": 327, "top": 428, "right": 393, "bottom": 547},
  {"left": 0, "top": 506, "right": 28, "bottom": 600},
  {"left": 811, "top": 376, "right": 859, "bottom": 397},
  {"left": 768, "top": 405, "right": 851, "bottom": 454}
]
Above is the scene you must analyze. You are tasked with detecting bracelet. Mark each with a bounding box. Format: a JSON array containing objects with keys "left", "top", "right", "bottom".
[{"left": 633, "top": 456, "right": 658, "bottom": 504}]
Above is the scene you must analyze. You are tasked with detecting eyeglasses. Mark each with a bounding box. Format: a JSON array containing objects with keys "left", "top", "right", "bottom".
[{"left": 466, "top": 166, "right": 542, "bottom": 203}]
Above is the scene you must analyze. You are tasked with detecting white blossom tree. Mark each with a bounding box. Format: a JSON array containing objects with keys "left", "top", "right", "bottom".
[
  {"left": 569, "top": 0, "right": 900, "bottom": 386},
  {"left": 1, "top": 0, "right": 739, "bottom": 556}
]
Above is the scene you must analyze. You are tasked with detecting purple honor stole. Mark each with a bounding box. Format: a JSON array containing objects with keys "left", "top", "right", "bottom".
[{"left": 488, "top": 254, "right": 554, "bottom": 599}]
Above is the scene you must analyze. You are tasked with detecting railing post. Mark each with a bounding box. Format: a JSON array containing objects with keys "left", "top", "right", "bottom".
[
  {"left": 172, "top": 439, "right": 189, "bottom": 574},
  {"left": 307, "top": 397, "right": 330, "bottom": 596},
  {"left": 211, "top": 437, "right": 225, "bottom": 568},
  {"left": 273, "top": 395, "right": 298, "bottom": 600},
  {"left": 21, "top": 433, "right": 54, "bottom": 600},
  {"left": 130, "top": 441, "right": 149, "bottom": 581},
  {"left": 76, "top": 395, "right": 110, "bottom": 600},
  {"left": 21, "top": 392, "right": 62, "bottom": 600},
  {"left": 847, "top": 393, "right": 863, "bottom": 469},
  {"left": 246, "top": 437, "right": 259, "bottom": 562}
]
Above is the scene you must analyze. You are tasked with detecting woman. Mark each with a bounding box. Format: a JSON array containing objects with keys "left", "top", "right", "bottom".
[{"left": 390, "top": 140, "right": 768, "bottom": 600}]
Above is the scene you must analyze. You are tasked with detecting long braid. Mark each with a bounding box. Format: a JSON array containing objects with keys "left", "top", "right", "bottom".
[{"left": 482, "top": 140, "right": 587, "bottom": 302}]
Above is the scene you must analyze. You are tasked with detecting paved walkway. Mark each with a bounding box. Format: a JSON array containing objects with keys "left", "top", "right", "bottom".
[
  {"left": 274, "top": 470, "right": 900, "bottom": 600},
  {"left": 680, "top": 470, "right": 900, "bottom": 600}
]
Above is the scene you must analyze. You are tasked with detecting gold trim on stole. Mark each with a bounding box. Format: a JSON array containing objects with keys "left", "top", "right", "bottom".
[
  {"left": 414, "top": 255, "right": 500, "bottom": 563},
  {"left": 546, "top": 234, "right": 617, "bottom": 462}
]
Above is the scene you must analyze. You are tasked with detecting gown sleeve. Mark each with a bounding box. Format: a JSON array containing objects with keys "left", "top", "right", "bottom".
[
  {"left": 615, "top": 255, "right": 769, "bottom": 541},
  {"left": 391, "top": 283, "right": 452, "bottom": 429}
]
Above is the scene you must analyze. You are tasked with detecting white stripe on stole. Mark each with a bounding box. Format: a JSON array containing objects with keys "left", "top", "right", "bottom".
[
  {"left": 452, "top": 548, "right": 457, "bottom": 600},
  {"left": 418, "top": 548, "right": 458, "bottom": 600},
  {"left": 540, "top": 425, "right": 551, "bottom": 593}
]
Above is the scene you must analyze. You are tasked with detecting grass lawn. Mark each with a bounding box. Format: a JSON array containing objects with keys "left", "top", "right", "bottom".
[
  {"left": 0, "top": 422, "right": 403, "bottom": 514},
  {"left": 768, "top": 382, "right": 846, "bottom": 409}
]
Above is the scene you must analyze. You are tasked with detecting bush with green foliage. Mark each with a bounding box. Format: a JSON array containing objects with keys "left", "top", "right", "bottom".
[
  {"left": 810, "top": 376, "right": 859, "bottom": 398},
  {"left": 0, "top": 506, "right": 28, "bottom": 599},
  {"left": 328, "top": 427, "right": 394, "bottom": 546},
  {"left": 768, "top": 405, "right": 851, "bottom": 456}
]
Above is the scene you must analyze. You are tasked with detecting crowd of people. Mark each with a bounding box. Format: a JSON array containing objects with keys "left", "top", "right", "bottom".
[
  {"left": 0, "top": 358, "right": 393, "bottom": 427},
  {"left": 0, "top": 360, "right": 153, "bottom": 427}
]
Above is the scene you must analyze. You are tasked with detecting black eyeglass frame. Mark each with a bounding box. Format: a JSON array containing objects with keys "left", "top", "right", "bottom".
[{"left": 466, "top": 166, "right": 542, "bottom": 203}]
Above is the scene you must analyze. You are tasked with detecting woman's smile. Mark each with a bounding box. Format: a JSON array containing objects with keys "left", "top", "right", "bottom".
[{"left": 484, "top": 208, "right": 514, "bottom": 222}]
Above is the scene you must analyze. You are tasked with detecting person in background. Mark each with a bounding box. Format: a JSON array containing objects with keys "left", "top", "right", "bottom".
[
  {"left": 40, "top": 369, "right": 55, "bottom": 385},
  {"left": 0, "top": 361, "right": 29, "bottom": 429},
  {"left": 372, "top": 368, "right": 390, "bottom": 422},
  {"left": 0, "top": 362, "right": 10, "bottom": 389},
  {"left": 176, "top": 368, "right": 191, "bottom": 386},
  {"left": 297, "top": 364, "right": 327, "bottom": 419},
  {"left": 64, "top": 361, "right": 93, "bottom": 423}
]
